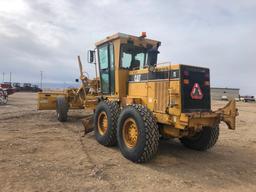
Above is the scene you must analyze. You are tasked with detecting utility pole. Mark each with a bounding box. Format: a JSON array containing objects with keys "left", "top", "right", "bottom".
[
  {"left": 40, "top": 71, "right": 43, "bottom": 89},
  {"left": 2, "top": 72, "right": 4, "bottom": 82},
  {"left": 9, "top": 72, "right": 12, "bottom": 83}
]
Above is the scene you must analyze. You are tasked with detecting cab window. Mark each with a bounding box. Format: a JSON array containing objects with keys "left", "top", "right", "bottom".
[
  {"left": 99, "top": 45, "right": 108, "bottom": 69},
  {"left": 98, "top": 43, "right": 115, "bottom": 94},
  {"left": 120, "top": 44, "right": 147, "bottom": 70}
]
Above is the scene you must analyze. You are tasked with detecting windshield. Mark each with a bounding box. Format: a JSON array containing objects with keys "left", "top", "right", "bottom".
[{"left": 120, "top": 44, "right": 148, "bottom": 70}]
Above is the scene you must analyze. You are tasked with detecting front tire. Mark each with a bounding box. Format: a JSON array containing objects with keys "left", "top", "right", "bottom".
[
  {"left": 94, "top": 100, "right": 120, "bottom": 146},
  {"left": 180, "top": 126, "right": 219, "bottom": 151},
  {"left": 117, "top": 104, "right": 159, "bottom": 163},
  {"left": 56, "top": 96, "right": 69, "bottom": 122}
]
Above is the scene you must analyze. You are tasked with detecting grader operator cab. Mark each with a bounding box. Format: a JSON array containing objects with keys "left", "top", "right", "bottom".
[{"left": 38, "top": 33, "right": 238, "bottom": 163}]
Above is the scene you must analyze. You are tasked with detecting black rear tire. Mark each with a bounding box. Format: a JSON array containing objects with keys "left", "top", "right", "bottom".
[
  {"left": 56, "top": 96, "right": 69, "bottom": 122},
  {"left": 94, "top": 100, "right": 120, "bottom": 146},
  {"left": 180, "top": 126, "right": 219, "bottom": 151},
  {"left": 117, "top": 104, "right": 159, "bottom": 163}
]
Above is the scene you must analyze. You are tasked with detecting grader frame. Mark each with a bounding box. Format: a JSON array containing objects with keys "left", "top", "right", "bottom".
[{"left": 38, "top": 33, "right": 238, "bottom": 163}]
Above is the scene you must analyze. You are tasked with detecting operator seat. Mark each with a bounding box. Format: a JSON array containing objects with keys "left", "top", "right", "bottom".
[{"left": 130, "top": 59, "right": 140, "bottom": 70}]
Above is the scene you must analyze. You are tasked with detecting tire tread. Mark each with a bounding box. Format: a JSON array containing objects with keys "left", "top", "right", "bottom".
[
  {"left": 56, "top": 96, "right": 68, "bottom": 122},
  {"left": 180, "top": 126, "right": 219, "bottom": 151},
  {"left": 119, "top": 104, "right": 159, "bottom": 163},
  {"left": 94, "top": 100, "right": 120, "bottom": 146}
]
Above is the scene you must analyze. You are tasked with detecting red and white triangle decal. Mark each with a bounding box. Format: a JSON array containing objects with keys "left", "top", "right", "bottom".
[{"left": 190, "top": 83, "right": 203, "bottom": 100}]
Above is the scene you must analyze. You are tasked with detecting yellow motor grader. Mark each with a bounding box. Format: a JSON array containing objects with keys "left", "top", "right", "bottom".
[{"left": 38, "top": 32, "right": 238, "bottom": 163}]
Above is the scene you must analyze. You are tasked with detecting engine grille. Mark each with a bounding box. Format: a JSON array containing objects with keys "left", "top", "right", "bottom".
[{"left": 154, "top": 81, "right": 169, "bottom": 113}]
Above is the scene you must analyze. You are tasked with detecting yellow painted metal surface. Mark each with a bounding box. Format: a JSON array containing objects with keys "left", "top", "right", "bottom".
[
  {"left": 168, "top": 80, "right": 181, "bottom": 116},
  {"left": 38, "top": 89, "right": 85, "bottom": 110},
  {"left": 37, "top": 92, "right": 66, "bottom": 110},
  {"left": 122, "top": 118, "right": 139, "bottom": 148},
  {"left": 126, "top": 64, "right": 185, "bottom": 128},
  {"left": 95, "top": 33, "right": 160, "bottom": 48},
  {"left": 96, "top": 34, "right": 237, "bottom": 137},
  {"left": 83, "top": 95, "right": 98, "bottom": 109},
  {"left": 215, "top": 99, "right": 238, "bottom": 130},
  {"left": 38, "top": 33, "right": 237, "bottom": 139},
  {"left": 128, "top": 82, "right": 148, "bottom": 97},
  {"left": 97, "top": 111, "right": 108, "bottom": 135}
]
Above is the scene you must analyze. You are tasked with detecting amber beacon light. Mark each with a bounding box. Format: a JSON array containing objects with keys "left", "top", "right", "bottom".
[{"left": 141, "top": 32, "right": 147, "bottom": 38}]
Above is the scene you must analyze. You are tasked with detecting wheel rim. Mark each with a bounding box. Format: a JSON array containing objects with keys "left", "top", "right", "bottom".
[
  {"left": 97, "top": 111, "right": 108, "bottom": 135},
  {"left": 122, "top": 118, "right": 138, "bottom": 149}
]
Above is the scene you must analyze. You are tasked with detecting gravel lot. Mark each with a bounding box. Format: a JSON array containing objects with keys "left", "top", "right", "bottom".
[{"left": 0, "top": 92, "right": 256, "bottom": 192}]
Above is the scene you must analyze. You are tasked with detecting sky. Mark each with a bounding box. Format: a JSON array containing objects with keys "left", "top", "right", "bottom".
[{"left": 0, "top": 0, "right": 255, "bottom": 95}]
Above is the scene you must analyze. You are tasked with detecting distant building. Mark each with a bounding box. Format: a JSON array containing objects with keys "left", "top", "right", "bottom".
[{"left": 211, "top": 87, "right": 240, "bottom": 100}]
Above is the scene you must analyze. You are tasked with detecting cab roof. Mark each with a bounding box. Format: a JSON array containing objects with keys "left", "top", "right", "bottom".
[{"left": 95, "top": 32, "right": 161, "bottom": 47}]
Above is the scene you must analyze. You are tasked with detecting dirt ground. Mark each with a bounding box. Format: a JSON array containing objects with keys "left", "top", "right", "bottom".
[{"left": 0, "top": 92, "right": 256, "bottom": 192}]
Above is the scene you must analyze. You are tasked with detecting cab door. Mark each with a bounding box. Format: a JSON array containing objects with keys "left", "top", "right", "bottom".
[{"left": 98, "top": 43, "right": 115, "bottom": 95}]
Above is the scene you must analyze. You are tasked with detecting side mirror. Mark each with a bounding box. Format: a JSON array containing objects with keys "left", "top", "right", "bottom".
[{"left": 87, "top": 50, "right": 95, "bottom": 63}]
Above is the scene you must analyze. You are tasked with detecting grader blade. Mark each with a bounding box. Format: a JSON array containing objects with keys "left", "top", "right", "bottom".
[
  {"left": 37, "top": 92, "right": 66, "bottom": 110},
  {"left": 81, "top": 115, "right": 94, "bottom": 136}
]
